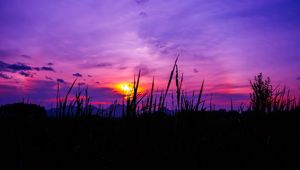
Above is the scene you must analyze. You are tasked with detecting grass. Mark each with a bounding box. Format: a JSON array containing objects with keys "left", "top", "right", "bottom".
[
  {"left": 0, "top": 58, "right": 300, "bottom": 169},
  {"left": 52, "top": 58, "right": 299, "bottom": 119}
]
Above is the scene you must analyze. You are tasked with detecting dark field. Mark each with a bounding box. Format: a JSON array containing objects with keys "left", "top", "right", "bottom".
[{"left": 1, "top": 103, "right": 300, "bottom": 170}]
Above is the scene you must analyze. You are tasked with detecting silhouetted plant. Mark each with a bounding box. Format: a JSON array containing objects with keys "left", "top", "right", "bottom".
[
  {"left": 250, "top": 73, "right": 273, "bottom": 113},
  {"left": 56, "top": 79, "right": 94, "bottom": 119},
  {"left": 0, "top": 102, "right": 46, "bottom": 120},
  {"left": 162, "top": 55, "right": 178, "bottom": 111},
  {"left": 125, "top": 70, "right": 147, "bottom": 118},
  {"left": 3, "top": 60, "right": 300, "bottom": 170}
]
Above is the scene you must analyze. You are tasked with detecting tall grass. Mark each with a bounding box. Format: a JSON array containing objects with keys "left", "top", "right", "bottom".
[
  {"left": 55, "top": 60, "right": 300, "bottom": 119},
  {"left": 250, "top": 73, "right": 299, "bottom": 113},
  {"left": 56, "top": 79, "right": 94, "bottom": 119}
]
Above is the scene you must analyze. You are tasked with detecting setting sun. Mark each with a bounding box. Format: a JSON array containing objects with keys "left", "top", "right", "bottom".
[
  {"left": 120, "top": 84, "right": 133, "bottom": 95},
  {"left": 115, "top": 83, "right": 133, "bottom": 96},
  {"left": 114, "top": 82, "right": 145, "bottom": 96}
]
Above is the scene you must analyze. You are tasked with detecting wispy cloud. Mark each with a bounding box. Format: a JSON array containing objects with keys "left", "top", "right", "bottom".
[
  {"left": 57, "top": 79, "right": 65, "bottom": 83},
  {"left": 135, "top": 0, "right": 149, "bottom": 5},
  {"left": 8, "top": 63, "right": 32, "bottom": 72},
  {"left": 73, "top": 73, "right": 82, "bottom": 77},
  {"left": 45, "top": 76, "right": 53, "bottom": 80},
  {"left": 0, "top": 60, "right": 55, "bottom": 74},
  {"left": 118, "top": 66, "right": 127, "bottom": 70},
  {"left": 95, "top": 63, "right": 113, "bottom": 68},
  {"left": 20, "top": 54, "right": 31, "bottom": 58},
  {"left": 19, "top": 71, "right": 33, "bottom": 77},
  {"left": 78, "top": 82, "right": 85, "bottom": 86},
  {"left": 40, "top": 66, "right": 55, "bottom": 72},
  {"left": 134, "top": 64, "right": 155, "bottom": 76},
  {"left": 0, "top": 61, "right": 10, "bottom": 72},
  {"left": 0, "top": 72, "right": 12, "bottom": 79}
]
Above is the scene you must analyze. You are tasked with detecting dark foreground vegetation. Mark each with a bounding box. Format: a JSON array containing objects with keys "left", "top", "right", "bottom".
[
  {"left": 0, "top": 59, "right": 299, "bottom": 169},
  {"left": 1, "top": 105, "right": 300, "bottom": 170}
]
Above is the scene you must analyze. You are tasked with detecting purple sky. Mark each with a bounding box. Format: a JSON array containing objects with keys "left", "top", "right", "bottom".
[{"left": 1, "top": 0, "right": 300, "bottom": 109}]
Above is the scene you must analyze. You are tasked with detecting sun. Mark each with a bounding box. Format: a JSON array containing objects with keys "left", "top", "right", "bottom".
[
  {"left": 114, "top": 82, "right": 144, "bottom": 96},
  {"left": 121, "top": 84, "right": 132, "bottom": 95},
  {"left": 115, "top": 83, "right": 133, "bottom": 96}
]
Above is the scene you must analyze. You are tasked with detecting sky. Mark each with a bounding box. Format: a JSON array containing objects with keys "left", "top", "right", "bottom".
[{"left": 0, "top": 0, "right": 300, "bottom": 109}]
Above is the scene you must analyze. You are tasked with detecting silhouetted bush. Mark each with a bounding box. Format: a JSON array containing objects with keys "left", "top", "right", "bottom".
[
  {"left": 250, "top": 73, "right": 273, "bottom": 113},
  {"left": 0, "top": 102, "right": 47, "bottom": 120}
]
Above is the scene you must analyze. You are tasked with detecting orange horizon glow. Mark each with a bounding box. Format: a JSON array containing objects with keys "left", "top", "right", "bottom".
[{"left": 114, "top": 82, "right": 145, "bottom": 96}]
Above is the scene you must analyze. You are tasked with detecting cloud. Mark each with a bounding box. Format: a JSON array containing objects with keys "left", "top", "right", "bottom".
[
  {"left": 118, "top": 66, "right": 127, "bottom": 70},
  {"left": 297, "top": 77, "right": 300, "bottom": 80},
  {"left": 33, "top": 66, "right": 55, "bottom": 72},
  {"left": 40, "top": 66, "right": 55, "bottom": 72},
  {"left": 23, "top": 79, "right": 57, "bottom": 91},
  {"left": 193, "top": 68, "right": 199, "bottom": 73},
  {"left": 95, "top": 81, "right": 100, "bottom": 84},
  {"left": 88, "top": 75, "right": 92, "bottom": 77},
  {"left": 203, "top": 93, "right": 249, "bottom": 102},
  {"left": 134, "top": 64, "right": 155, "bottom": 76},
  {"left": 87, "top": 86, "right": 122, "bottom": 100},
  {"left": 8, "top": 63, "right": 32, "bottom": 72},
  {"left": 57, "top": 79, "right": 65, "bottom": 83},
  {"left": 21, "top": 54, "right": 31, "bottom": 58},
  {"left": 135, "top": 0, "right": 149, "bottom": 5},
  {"left": 73, "top": 73, "right": 82, "bottom": 77},
  {"left": 0, "top": 72, "right": 12, "bottom": 79},
  {"left": 0, "top": 60, "right": 55, "bottom": 73},
  {"left": 45, "top": 76, "right": 53, "bottom": 80},
  {"left": 19, "top": 71, "right": 33, "bottom": 77},
  {"left": 213, "top": 83, "right": 249, "bottom": 89},
  {"left": 47, "top": 62, "right": 54, "bottom": 66},
  {"left": 33, "top": 67, "right": 40, "bottom": 71},
  {"left": 78, "top": 82, "right": 86, "bottom": 86},
  {"left": 95, "top": 63, "right": 113, "bottom": 68},
  {"left": 139, "top": 12, "right": 148, "bottom": 18},
  {"left": 0, "top": 61, "right": 10, "bottom": 72},
  {"left": 0, "top": 80, "right": 57, "bottom": 106}
]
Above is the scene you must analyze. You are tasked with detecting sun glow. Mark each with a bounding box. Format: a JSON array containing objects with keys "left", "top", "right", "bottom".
[
  {"left": 114, "top": 82, "right": 145, "bottom": 96},
  {"left": 115, "top": 83, "right": 133, "bottom": 96}
]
